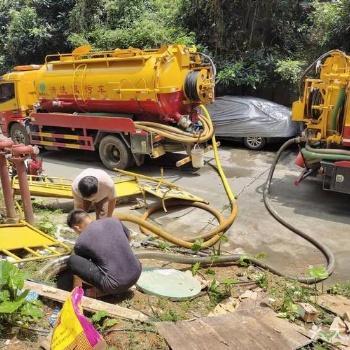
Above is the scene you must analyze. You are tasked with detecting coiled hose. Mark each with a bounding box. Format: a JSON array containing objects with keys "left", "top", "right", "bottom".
[
  {"left": 41, "top": 115, "right": 334, "bottom": 284},
  {"left": 117, "top": 104, "right": 237, "bottom": 249},
  {"left": 134, "top": 113, "right": 214, "bottom": 143}
]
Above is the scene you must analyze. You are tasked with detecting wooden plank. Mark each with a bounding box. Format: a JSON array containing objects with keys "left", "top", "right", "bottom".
[
  {"left": 24, "top": 280, "right": 148, "bottom": 322},
  {"left": 317, "top": 294, "right": 350, "bottom": 317},
  {"left": 156, "top": 307, "right": 311, "bottom": 350}
]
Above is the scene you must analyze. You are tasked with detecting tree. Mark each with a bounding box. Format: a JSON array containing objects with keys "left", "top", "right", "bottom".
[
  {"left": 308, "top": 0, "right": 350, "bottom": 54},
  {"left": 68, "top": 0, "right": 194, "bottom": 50},
  {"left": 0, "top": 0, "right": 75, "bottom": 70},
  {"left": 179, "top": 0, "right": 309, "bottom": 102},
  {"left": 5, "top": 7, "right": 51, "bottom": 65}
]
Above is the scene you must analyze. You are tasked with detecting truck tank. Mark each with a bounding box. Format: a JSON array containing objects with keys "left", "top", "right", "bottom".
[{"left": 34, "top": 44, "right": 215, "bottom": 128}]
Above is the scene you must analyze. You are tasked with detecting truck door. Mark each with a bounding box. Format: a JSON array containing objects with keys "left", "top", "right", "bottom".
[
  {"left": 0, "top": 82, "right": 19, "bottom": 132},
  {"left": 0, "top": 82, "right": 17, "bottom": 109}
]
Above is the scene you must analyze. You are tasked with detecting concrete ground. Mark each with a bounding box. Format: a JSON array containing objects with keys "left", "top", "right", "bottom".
[{"left": 6, "top": 138, "right": 350, "bottom": 287}]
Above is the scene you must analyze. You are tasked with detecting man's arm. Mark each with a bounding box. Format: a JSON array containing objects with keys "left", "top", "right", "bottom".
[
  {"left": 73, "top": 194, "right": 84, "bottom": 209},
  {"left": 107, "top": 197, "right": 117, "bottom": 217}
]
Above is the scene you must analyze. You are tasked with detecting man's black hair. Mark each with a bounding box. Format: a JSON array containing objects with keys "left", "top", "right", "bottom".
[
  {"left": 67, "top": 209, "right": 89, "bottom": 228},
  {"left": 78, "top": 176, "right": 98, "bottom": 198}
]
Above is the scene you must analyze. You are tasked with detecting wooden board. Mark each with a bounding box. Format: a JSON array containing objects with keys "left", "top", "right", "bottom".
[
  {"left": 156, "top": 307, "right": 311, "bottom": 350},
  {"left": 317, "top": 294, "right": 350, "bottom": 317},
  {"left": 24, "top": 280, "right": 148, "bottom": 322}
]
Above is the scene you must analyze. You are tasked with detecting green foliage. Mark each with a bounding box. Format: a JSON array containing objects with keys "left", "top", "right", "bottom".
[
  {"left": 191, "top": 238, "right": 204, "bottom": 252},
  {"left": 254, "top": 273, "right": 268, "bottom": 288},
  {"left": 89, "top": 310, "right": 119, "bottom": 331},
  {"left": 157, "top": 309, "right": 183, "bottom": 322},
  {"left": 208, "top": 279, "right": 230, "bottom": 306},
  {"left": 328, "top": 280, "right": 350, "bottom": 297},
  {"left": 191, "top": 262, "right": 200, "bottom": 276},
  {"left": 237, "top": 255, "right": 252, "bottom": 267},
  {"left": 268, "top": 278, "right": 313, "bottom": 322},
  {"left": 68, "top": 0, "right": 192, "bottom": 50},
  {"left": 0, "top": 0, "right": 348, "bottom": 100},
  {"left": 307, "top": 266, "right": 328, "bottom": 280},
  {"left": 275, "top": 59, "right": 306, "bottom": 84},
  {"left": 0, "top": 261, "right": 43, "bottom": 333},
  {"left": 255, "top": 251, "right": 266, "bottom": 260},
  {"left": 308, "top": 0, "right": 350, "bottom": 53},
  {"left": 36, "top": 215, "right": 57, "bottom": 237},
  {"left": 211, "top": 234, "right": 228, "bottom": 257},
  {"left": 157, "top": 241, "right": 171, "bottom": 252}
]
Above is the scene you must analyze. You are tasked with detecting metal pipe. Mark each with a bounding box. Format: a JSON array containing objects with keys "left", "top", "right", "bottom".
[
  {"left": 9, "top": 144, "right": 35, "bottom": 225},
  {"left": 0, "top": 140, "right": 16, "bottom": 220}
]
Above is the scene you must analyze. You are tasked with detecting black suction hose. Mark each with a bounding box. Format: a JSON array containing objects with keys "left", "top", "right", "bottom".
[{"left": 263, "top": 137, "right": 335, "bottom": 283}]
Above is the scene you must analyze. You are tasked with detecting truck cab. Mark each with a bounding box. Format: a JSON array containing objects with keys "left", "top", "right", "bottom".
[{"left": 0, "top": 66, "right": 41, "bottom": 144}]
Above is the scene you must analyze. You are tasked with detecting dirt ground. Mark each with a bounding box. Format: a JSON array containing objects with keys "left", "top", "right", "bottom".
[
  {"left": 0, "top": 193, "right": 349, "bottom": 349},
  {"left": 1, "top": 256, "right": 252, "bottom": 350}
]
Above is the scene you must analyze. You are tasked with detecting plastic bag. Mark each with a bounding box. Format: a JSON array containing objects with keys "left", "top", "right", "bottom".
[{"left": 51, "top": 287, "right": 107, "bottom": 350}]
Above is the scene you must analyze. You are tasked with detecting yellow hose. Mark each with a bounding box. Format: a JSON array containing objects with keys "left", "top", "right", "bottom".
[
  {"left": 134, "top": 114, "right": 214, "bottom": 143},
  {"left": 114, "top": 104, "right": 238, "bottom": 249}
]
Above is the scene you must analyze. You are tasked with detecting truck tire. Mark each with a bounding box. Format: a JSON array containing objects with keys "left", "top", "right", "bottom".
[
  {"left": 10, "top": 123, "right": 30, "bottom": 145},
  {"left": 99, "top": 135, "right": 132, "bottom": 170}
]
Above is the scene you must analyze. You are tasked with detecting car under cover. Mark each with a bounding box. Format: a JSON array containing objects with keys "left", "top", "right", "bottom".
[{"left": 206, "top": 96, "right": 301, "bottom": 138}]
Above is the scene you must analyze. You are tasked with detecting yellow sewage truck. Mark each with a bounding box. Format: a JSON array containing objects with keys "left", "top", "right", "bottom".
[
  {"left": 292, "top": 50, "right": 350, "bottom": 194},
  {"left": 0, "top": 44, "right": 215, "bottom": 169}
]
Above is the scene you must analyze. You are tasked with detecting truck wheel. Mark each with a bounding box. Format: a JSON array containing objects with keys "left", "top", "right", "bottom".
[
  {"left": 10, "top": 123, "right": 30, "bottom": 145},
  {"left": 99, "top": 135, "right": 132, "bottom": 170}
]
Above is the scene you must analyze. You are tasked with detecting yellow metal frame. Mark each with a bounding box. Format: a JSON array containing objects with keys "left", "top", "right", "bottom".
[
  {"left": 0, "top": 220, "right": 71, "bottom": 263},
  {"left": 12, "top": 174, "right": 142, "bottom": 199},
  {"left": 115, "top": 168, "right": 208, "bottom": 212},
  {"left": 11, "top": 170, "right": 207, "bottom": 214}
]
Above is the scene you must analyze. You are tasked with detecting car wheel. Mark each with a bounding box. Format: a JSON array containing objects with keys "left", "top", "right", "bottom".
[{"left": 243, "top": 137, "right": 266, "bottom": 150}]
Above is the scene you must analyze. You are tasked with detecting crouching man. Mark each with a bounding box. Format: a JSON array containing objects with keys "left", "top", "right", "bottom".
[{"left": 66, "top": 209, "right": 141, "bottom": 295}]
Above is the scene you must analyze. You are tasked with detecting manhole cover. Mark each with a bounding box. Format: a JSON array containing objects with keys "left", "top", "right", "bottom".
[{"left": 136, "top": 267, "right": 201, "bottom": 300}]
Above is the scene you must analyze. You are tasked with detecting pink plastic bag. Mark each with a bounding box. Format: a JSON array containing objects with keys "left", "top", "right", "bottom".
[{"left": 51, "top": 287, "right": 107, "bottom": 350}]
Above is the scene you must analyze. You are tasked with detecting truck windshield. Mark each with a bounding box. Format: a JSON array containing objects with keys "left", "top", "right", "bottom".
[{"left": 0, "top": 83, "right": 15, "bottom": 103}]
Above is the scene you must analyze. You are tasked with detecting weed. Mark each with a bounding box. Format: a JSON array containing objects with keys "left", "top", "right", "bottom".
[
  {"left": 32, "top": 199, "right": 63, "bottom": 214},
  {"left": 328, "top": 280, "right": 350, "bottom": 297},
  {"left": 211, "top": 233, "right": 228, "bottom": 256},
  {"left": 0, "top": 261, "right": 43, "bottom": 335},
  {"left": 208, "top": 279, "right": 230, "bottom": 306},
  {"left": 36, "top": 215, "right": 57, "bottom": 237},
  {"left": 89, "top": 310, "right": 119, "bottom": 332},
  {"left": 157, "top": 309, "right": 183, "bottom": 322},
  {"left": 307, "top": 266, "right": 328, "bottom": 301},
  {"left": 255, "top": 251, "right": 266, "bottom": 259},
  {"left": 237, "top": 254, "right": 252, "bottom": 267},
  {"left": 191, "top": 262, "right": 200, "bottom": 276},
  {"left": 254, "top": 273, "right": 268, "bottom": 288},
  {"left": 221, "top": 278, "right": 237, "bottom": 294},
  {"left": 268, "top": 277, "right": 314, "bottom": 322},
  {"left": 157, "top": 241, "right": 171, "bottom": 252},
  {"left": 191, "top": 238, "right": 204, "bottom": 252}
]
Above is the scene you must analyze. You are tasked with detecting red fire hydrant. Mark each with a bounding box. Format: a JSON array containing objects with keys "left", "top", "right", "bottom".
[
  {"left": 0, "top": 139, "right": 16, "bottom": 220},
  {"left": 8, "top": 144, "right": 36, "bottom": 225}
]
